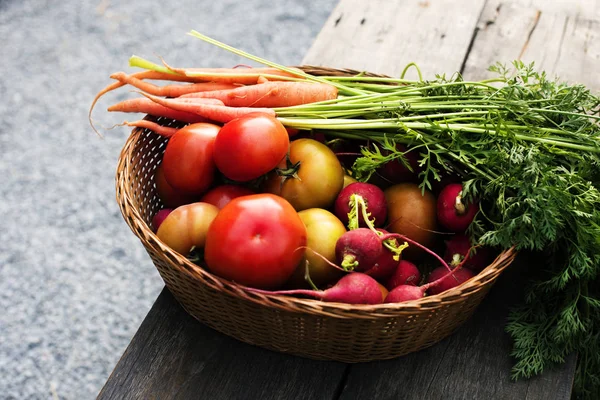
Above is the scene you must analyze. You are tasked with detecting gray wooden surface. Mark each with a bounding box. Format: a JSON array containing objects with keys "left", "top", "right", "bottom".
[{"left": 99, "top": 0, "right": 598, "bottom": 398}]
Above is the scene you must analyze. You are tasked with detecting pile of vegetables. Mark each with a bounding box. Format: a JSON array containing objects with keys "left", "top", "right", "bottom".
[{"left": 92, "top": 31, "right": 600, "bottom": 399}]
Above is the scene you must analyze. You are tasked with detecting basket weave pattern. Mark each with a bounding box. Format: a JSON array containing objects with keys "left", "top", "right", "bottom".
[{"left": 115, "top": 67, "right": 517, "bottom": 363}]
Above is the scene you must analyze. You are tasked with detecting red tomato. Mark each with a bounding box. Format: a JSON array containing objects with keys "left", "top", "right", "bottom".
[
  {"left": 155, "top": 164, "right": 199, "bottom": 208},
  {"left": 213, "top": 113, "right": 289, "bottom": 182},
  {"left": 204, "top": 194, "right": 307, "bottom": 289},
  {"left": 156, "top": 202, "right": 220, "bottom": 256},
  {"left": 200, "top": 184, "right": 256, "bottom": 209},
  {"left": 162, "top": 123, "right": 221, "bottom": 195}
]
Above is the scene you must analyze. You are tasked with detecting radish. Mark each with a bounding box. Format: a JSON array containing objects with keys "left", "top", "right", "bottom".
[
  {"left": 247, "top": 272, "right": 384, "bottom": 305},
  {"left": 384, "top": 260, "right": 421, "bottom": 290},
  {"left": 426, "top": 266, "right": 475, "bottom": 295},
  {"left": 335, "top": 228, "right": 383, "bottom": 271},
  {"left": 378, "top": 144, "right": 421, "bottom": 184},
  {"left": 365, "top": 229, "right": 407, "bottom": 280},
  {"left": 437, "top": 183, "right": 479, "bottom": 232},
  {"left": 152, "top": 208, "right": 173, "bottom": 232},
  {"left": 384, "top": 261, "right": 474, "bottom": 303},
  {"left": 334, "top": 182, "right": 387, "bottom": 228},
  {"left": 444, "top": 234, "right": 492, "bottom": 272}
]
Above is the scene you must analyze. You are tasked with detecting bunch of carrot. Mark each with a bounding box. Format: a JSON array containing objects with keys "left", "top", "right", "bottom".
[{"left": 90, "top": 60, "right": 339, "bottom": 137}]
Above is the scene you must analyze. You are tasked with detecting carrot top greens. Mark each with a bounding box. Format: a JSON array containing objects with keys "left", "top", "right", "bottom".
[{"left": 127, "top": 32, "right": 600, "bottom": 399}]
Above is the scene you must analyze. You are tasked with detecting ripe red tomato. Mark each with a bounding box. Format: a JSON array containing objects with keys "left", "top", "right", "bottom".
[
  {"left": 200, "top": 184, "right": 255, "bottom": 209},
  {"left": 155, "top": 164, "right": 199, "bottom": 208},
  {"left": 162, "top": 123, "right": 221, "bottom": 195},
  {"left": 204, "top": 194, "right": 307, "bottom": 289},
  {"left": 263, "top": 138, "right": 344, "bottom": 211},
  {"left": 213, "top": 113, "right": 289, "bottom": 182},
  {"left": 156, "top": 202, "right": 220, "bottom": 256}
]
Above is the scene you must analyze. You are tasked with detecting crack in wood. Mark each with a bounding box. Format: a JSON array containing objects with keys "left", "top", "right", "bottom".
[
  {"left": 460, "top": 0, "right": 490, "bottom": 75},
  {"left": 334, "top": 14, "right": 343, "bottom": 27},
  {"left": 552, "top": 16, "right": 570, "bottom": 73},
  {"left": 518, "top": 10, "right": 542, "bottom": 59}
]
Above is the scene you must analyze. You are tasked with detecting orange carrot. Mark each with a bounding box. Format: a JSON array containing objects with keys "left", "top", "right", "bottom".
[
  {"left": 167, "top": 97, "right": 225, "bottom": 105},
  {"left": 178, "top": 81, "right": 338, "bottom": 108},
  {"left": 109, "top": 72, "right": 239, "bottom": 97},
  {"left": 139, "top": 92, "right": 276, "bottom": 123},
  {"left": 123, "top": 120, "right": 180, "bottom": 137},
  {"left": 89, "top": 70, "right": 218, "bottom": 135},
  {"left": 107, "top": 98, "right": 209, "bottom": 123}
]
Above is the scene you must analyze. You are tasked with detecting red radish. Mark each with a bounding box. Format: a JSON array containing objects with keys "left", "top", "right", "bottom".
[
  {"left": 437, "top": 183, "right": 478, "bottom": 232},
  {"left": 109, "top": 72, "right": 237, "bottom": 97},
  {"left": 107, "top": 98, "right": 209, "bottom": 123},
  {"left": 426, "top": 266, "right": 475, "bottom": 295},
  {"left": 384, "top": 260, "right": 421, "bottom": 290},
  {"left": 378, "top": 144, "right": 421, "bottom": 184},
  {"left": 335, "top": 228, "right": 383, "bottom": 272},
  {"left": 334, "top": 182, "right": 387, "bottom": 228},
  {"left": 138, "top": 92, "right": 276, "bottom": 123},
  {"left": 365, "top": 229, "right": 406, "bottom": 280},
  {"left": 248, "top": 272, "right": 383, "bottom": 305},
  {"left": 385, "top": 259, "right": 473, "bottom": 303},
  {"left": 179, "top": 81, "right": 338, "bottom": 108},
  {"left": 444, "top": 234, "right": 492, "bottom": 272},
  {"left": 152, "top": 208, "right": 173, "bottom": 232}
]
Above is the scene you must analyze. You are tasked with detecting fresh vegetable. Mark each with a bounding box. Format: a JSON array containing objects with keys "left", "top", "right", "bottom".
[
  {"left": 138, "top": 92, "right": 276, "bottom": 123},
  {"left": 162, "top": 123, "right": 221, "bottom": 195},
  {"left": 335, "top": 228, "right": 382, "bottom": 272},
  {"left": 437, "top": 183, "right": 478, "bottom": 232},
  {"left": 425, "top": 266, "right": 476, "bottom": 295},
  {"left": 384, "top": 183, "right": 438, "bottom": 259},
  {"left": 123, "top": 120, "right": 179, "bottom": 138},
  {"left": 151, "top": 208, "right": 173, "bottom": 232},
  {"left": 155, "top": 164, "right": 199, "bottom": 208},
  {"left": 264, "top": 138, "right": 344, "bottom": 211},
  {"left": 109, "top": 72, "right": 237, "bottom": 97},
  {"left": 199, "top": 184, "right": 255, "bottom": 209},
  {"left": 287, "top": 208, "right": 346, "bottom": 288},
  {"left": 107, "top": 98, "right": 209, "bottom": 123},
  {"left": 385, "top": 260, "right": 421, "bottom": 290},
  {"left": 365, "top": 229, "right": 403, "bottom": 281},
  {"left": 444, "top": 234, "right": 492, "bottom": 272},
  {"left": 179, "top": 81, "right": 338, "bottom": 107},
  {"left": 377, "top": 144, "right": 421, "bottom": 184},
  {"left": 385, "top": 259, "right": 472, "bottom": 303},
  {"left": 156, "top": 202, "right": 219, "bottom": 256},
  {"left": 213, "top": 113, "right": 289, "bottom": 182},
  {"left": 334, "top": 182, "right": 387, "bottom": 228},
  {"left": 204, "top": 194, "right": 307, "bottom": 289},
  {"left": 249, "top": 272, "right": 384, "bottom": 305},
  {"left": 342, "top": 174, "right": 358, "bottom": 188}
]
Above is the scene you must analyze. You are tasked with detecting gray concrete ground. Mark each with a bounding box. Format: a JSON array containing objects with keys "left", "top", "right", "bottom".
[{"left": 0, "top": 1, "right": 336, "bottom": 398}]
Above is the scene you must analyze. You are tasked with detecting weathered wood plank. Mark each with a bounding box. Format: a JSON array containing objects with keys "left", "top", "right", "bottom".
[
  {"left": 338, "top": 253, "right": 578, "bottom": 400},
  {"left": 463, "top": 0, "right": 600, "bottom": 91},
  {"left": 302, "top": 0, "right": 487, "bottom": 78},
  {"left": 97, "top": 288, "right": 348, "bottom": 400}
]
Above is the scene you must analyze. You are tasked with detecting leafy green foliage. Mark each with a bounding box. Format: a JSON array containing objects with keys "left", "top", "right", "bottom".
[{"left": 278, "top": 60, "right": 600, "bottom": 398}]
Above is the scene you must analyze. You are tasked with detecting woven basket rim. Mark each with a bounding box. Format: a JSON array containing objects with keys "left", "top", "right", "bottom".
[{"left": 115, "top": 65, "right": 518, "bottom": 320}]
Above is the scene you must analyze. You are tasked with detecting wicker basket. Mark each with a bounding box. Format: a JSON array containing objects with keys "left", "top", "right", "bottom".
[{"left": 115, "top": 66, "right": 517, "bottom": 363}]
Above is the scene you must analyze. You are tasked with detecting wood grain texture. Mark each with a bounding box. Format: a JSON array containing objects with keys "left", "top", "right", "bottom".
[
  {"left": 302, "top": 0, "right": 487, "bottom": 78},
  {"left": 463, "top": 0, "right": 600, "bottom": 90},
  {"left": 97, "top": 288, "right": 348, "bottom": 400}
]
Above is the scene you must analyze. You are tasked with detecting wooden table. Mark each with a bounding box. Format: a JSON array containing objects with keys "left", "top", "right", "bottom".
[{"left": 99, "top": 0, "right": 599, "bottom": 398}]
